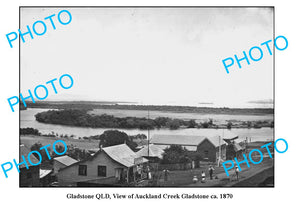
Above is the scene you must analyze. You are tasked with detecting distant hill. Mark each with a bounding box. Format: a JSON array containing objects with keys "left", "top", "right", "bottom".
[{"left": 26, "top": 101, "right": 273, "bottom": 115}]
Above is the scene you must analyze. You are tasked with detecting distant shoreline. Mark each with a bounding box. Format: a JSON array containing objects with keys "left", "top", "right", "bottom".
[{"left": 25, "top": 101, "right": 274, "bottom": 116}]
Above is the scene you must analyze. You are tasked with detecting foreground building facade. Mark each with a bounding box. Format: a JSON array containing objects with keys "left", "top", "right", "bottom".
[{"left": 57, "top": 144, "right": 148, "bottom": 186}]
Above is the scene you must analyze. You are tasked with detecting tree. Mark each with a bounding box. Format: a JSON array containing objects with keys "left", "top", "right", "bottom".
[
  {"left": 227, "top": 121, "right": 233, "bottom": 129},
  {"left": 30, "top": 142, "right": 51, "bottom": 163},
  {"left": 162, "top": 145, "right": 190, "bottom": 164},
  {"left": 201, "top": 122, "right": 209, "bottom": 128},
  {"left": 20, "top": 128, "right": 40, "bottom": 136},
  {"left": 137, "top": 120, "right": 155, "bottom": 130},
  {"left": 154, "top": 117, "right": 171, "bottom": 128},
  {"left": 99, "top": 130, "right": 137, "bottom": 150},
  {"left": 53, "top": 144, "right": 66, "bottom": 156},
  {"left": 134, "top": 134, "right": 147, "bottom": 139},
  {"left": 129, "top": 134, "right": 147, "bottom": 142},
  {"left": 52, "top": 145, "right": 90, "bottom": 161},
  {"left": 187, "top": 119, "right": 197, "bottom": 128},
  {"left": 247, "top": 121, "right": 252, "bottom": 128},
  {"left": 167, "top": 119, "right": 181, "bottom": 130}
]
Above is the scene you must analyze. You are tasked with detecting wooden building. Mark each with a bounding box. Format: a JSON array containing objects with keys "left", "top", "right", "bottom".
[
  {"left": 53, "top": 155, "right": 78, "bottom": 175},
  {"left": 57, "top": 144, "right": 148, "bottom": 186},
  {"left": 150, "top": 134, "right": 237, "bottom": 163},
  {"left": 136, "top": 144, "right": 165, "bottom": 160}
]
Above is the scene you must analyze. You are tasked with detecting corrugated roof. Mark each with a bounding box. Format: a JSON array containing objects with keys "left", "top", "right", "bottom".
[
  {"left": 54, "top": 155, "right": 78, "bottom": 166},
  {"left": 222, "top": 131, "right": 238, "bottom": 140},
  {"left": 234, "top": 143, "right": 244, "bottom": 152},
  {"left": 136, "top": 144, "right": 165, "bottom": 159},
  {"left": 207, "top": 135, "right": 227, "bottom": 147},
  {"left": 20, "top": 144, "right": 40, "bottom": 168},
  {"left": 150, "top": 134, "right": 226, "bottom": 148},
  {"left": 151, "top": 135, "right": 206, "bottom": 146},
  {"left": 234, "top": 138, "right": 246, "bottom": 144},
  {"left": 103, "top": 144, "right": 145, "bottom": 168},
  {"left": 59, "top": 144, "right": 148, "bottom": 172}
]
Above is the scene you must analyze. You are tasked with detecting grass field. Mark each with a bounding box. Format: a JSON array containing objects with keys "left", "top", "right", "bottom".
[{"left": 20, "top": 135, "right": 99, "bottom": 151}]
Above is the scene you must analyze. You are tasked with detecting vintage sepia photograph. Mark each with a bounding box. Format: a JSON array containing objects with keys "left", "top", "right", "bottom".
[{"left": 20, "top": 7, "right": 274, "bottom": 187}]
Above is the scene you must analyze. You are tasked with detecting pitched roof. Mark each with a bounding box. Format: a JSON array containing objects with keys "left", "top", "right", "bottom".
[
  {"left": 54, "top": 155, "right": 78, "bottom": 166},
  {"left": 222, "top": 131, "right": 238, "bottom": 140},
  {"left": 136, "top": 144, "right": 165, "bottom": 159},
  {"left": 88, "top": 148, "right": 100, "bottom": 153},
  {"left": 59, "top": 144, "right": 148, "bottom": 172},
  {"left": 40, "top": 169, "right": 52, "bottom": 178},
  {"left": 103, "top": 144, "right": 146, "bottom": 168},
  {"left": 151, "top": 135, "right": 206, "bottom": 146},
  {"left": 233, "top": 143, "right": 244, "bottom": 152},
  {"left": 206, "top": 135, "right": 227, "bottom": 147},
  {"left": 235, "top": 138, "right": 246, "bottom": 144},
  {"left": 150, "top": 134, "right": 227, "bottom": 148},
  {"left": 20, "top": 144, "right": 40, "bottom": 168}
]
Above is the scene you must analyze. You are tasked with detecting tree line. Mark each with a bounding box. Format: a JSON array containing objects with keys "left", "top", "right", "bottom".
[{"left": 34, "top": 109, "right": 200, "bottom": 130}]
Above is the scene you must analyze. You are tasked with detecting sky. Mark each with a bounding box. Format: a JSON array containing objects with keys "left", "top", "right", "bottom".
[{"left": 20, "top": 7, "right": 274, "bottom": 108}]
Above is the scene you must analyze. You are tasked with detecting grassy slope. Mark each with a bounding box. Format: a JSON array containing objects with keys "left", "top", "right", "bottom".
[{"left": 20, "top": 135, "right": 99, "bottom": 151}]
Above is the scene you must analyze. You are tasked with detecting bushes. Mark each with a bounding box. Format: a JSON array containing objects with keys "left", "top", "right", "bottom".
[{"left": 20, "top": 128, "right": 41, "bottom": 136}]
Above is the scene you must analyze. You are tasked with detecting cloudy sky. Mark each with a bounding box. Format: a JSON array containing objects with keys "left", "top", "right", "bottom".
[{"left": 21, "top": 7, "right": 273, "bottom": 108}]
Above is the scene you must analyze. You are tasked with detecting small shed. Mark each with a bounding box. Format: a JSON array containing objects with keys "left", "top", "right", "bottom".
[
  {"left": 53, "top": 155, "right": 78, "bottom": 174},
  {"left": 136, "top": 144, "right": 165, "bottom": 159}
]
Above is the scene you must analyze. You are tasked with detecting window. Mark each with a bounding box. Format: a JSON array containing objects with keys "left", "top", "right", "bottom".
[
  {"left": 98, "top": 166, "right": 106, "bottom": 177},
  {"left": 78, "top": 165, "right": 87, "bottom": 176},
  {"left": 204, "top": 150, "right": 209, "bottom": 156}
]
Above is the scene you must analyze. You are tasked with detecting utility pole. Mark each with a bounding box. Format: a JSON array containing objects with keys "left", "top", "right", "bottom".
[
  {"left": 218, "top": 135, "right": 221, "bottom": 167},
  {"left": 245, "top": 137, "right": 248, "bottom": 154}
]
